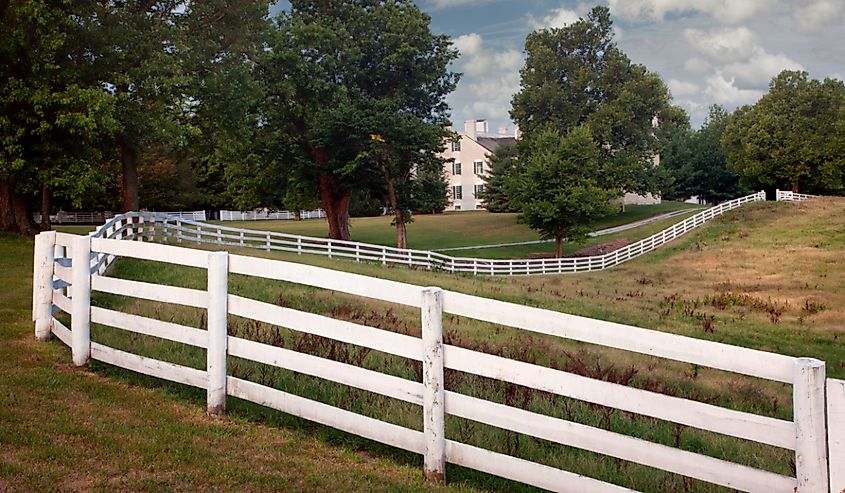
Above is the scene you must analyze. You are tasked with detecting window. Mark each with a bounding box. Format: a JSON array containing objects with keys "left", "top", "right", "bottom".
[
  {"left": 451, "top": 141, "right": 461, "bottom": 152},
  {"left": 451, "top": 185, "right": 463, "bottom": 200},
  {"left": 452, "top": 161, "right": 462, "bottom": 175},
  {"left": 473, "top": 160, "right": 484, "bottom": 174},
  {"left": 474, "top": 184, "right": 485, "bottom": 196}
]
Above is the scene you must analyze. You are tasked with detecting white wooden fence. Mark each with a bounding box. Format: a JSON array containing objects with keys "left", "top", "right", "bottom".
[
  {"left": 145, "top": 191, "right": 768, "bottom": 276},
  {"left": 32, "top": 222, "right": 843, "bottom": 492},
  {"left": 776, "top": 189, "right": 819, "bottom": 202},
  {"left": 218, "top": 208, "right": 326, "bottom": 221}
]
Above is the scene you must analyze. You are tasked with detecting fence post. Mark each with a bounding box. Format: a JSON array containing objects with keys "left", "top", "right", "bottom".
[
  {"left": 794, "top": 358, "right": 829, "bottom": 493},
  {"left": 421, "top": 287, "right": 446, "bottom": 483},
  {"left": 827, "top": 378, "right": 845, "bottom": 493},
  {"left": 207, "top": 251, "right": 229, "bottom": 416},
  {"left": 33, "top": 231, "right": 57, "bottom": 340},
  {"left": 265, "top": 232, "right": 271, "bottom": 251},
  {"left": 775, "top": 189, "right": 780, "bottom": 201},
  {"left": 71, "top": 235, "right": 91, "bottom": 366}
]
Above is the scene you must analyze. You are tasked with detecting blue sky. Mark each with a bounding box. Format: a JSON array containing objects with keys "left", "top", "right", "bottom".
[{"left": 272, "top": 1, "right": 845, "bottom": 130}]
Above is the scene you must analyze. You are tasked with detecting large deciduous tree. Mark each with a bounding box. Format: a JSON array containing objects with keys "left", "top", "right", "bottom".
[
  {"left": 512, "top": 126, "right": 618, "bottom": 257},
  {"left": 510, "top": 6, "right": 671, "bottom": 198},
  {"left": 723, "top": 70, "right": 845, "bottom": 194},
  {"left": 1, "top": 1, "right": 116, "bottom": 235},
  {"left": 261, "top": 0, "right": 458, "bottom": 243}
]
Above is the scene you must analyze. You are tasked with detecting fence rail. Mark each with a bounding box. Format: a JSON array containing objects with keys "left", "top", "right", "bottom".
[
  {"left": 142, "top": 191, "right": 768, "bottom": 276},
  {"left": 776, "top": 189, "right": 819, "bottom": 202},
  {"left": 32, "top": 219, "right": 842, "bottom": 492},
  {"left": 218, "top": 208, "right": 326, "bottom": 221}
]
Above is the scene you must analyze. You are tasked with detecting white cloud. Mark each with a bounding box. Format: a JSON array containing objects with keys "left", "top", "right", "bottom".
[
  {"left": 704, "top": 72, "right": 764, "bottom": 105},
  {"left": 683, "top": 26, "right": 804, "bottom": 87},
  {"left": 608, "top": 0, "right": 774, "bottom": 24},
  {"left": 793, "top": 0, "right": 845, "bottom": 31},
  {"left": 725, "top": 49, "right": 804, "bottom": 86},
  {"left": 668, "top": 78, "right": 700, "bottom": 97},
  {"left": 683, "top": 27, "right": 758, "bottom": 63},
  {"left": 684, "top": 57, "right": 712, "bottom": 73},
  {"left": 448, "top": 33, "right": 523, "bottom": 125},
  {"left": 427, "top": 0, "right": 494, "bottom": 10},
  {"left": 528, "top": 7, "right": 581, "bottom": 30}
]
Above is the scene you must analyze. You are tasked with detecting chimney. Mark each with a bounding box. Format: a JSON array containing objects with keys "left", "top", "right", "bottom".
[
  {"left": 497, "top": 127, "right": 509, "bottom": 136},
  {"left": 464, "top": 120, "right": 477, "bottom": 140},
  {"left": 514, "top": 126, "right": 522, "bottom": 140}
]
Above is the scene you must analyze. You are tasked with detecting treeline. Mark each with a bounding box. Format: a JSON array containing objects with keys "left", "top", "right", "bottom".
[
  {"left": 481, "top": 7, "right": 845, "bottom": 257},
  {"left": 1, "top": 0, "right": 455, "bottom": 245}
]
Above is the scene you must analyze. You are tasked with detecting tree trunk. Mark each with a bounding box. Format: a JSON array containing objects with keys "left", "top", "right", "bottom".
[
  {"left": 382, "top": 164, "right": 407, "bottom": 249},
  {"left": 318, "top": 174, "right": 351, "bottom": 240},
  {"left": 554, "top": 234, "right": 563, "bottom": 258},
  {"left": 294, "top": 210, "right": 302, "bottom": 221},
  {"left": 39, "top": 184, "right": 50, "bottom": 230},
  {"left": 792, "top": 180, "right": 799, "bottom": 194},
  {"left": 0, "top": 179, "right": 39, "bottom": 236},
  {"left": 120, "top": 140, "right": 140, "bottom": 212}
]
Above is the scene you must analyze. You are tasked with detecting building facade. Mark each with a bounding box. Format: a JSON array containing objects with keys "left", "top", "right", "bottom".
[
  {"left": 440, "top": 120, "right": 517, "bottom": 211},
  {"left": 440, "top": 119, "right": 661, "bottom": 211}
]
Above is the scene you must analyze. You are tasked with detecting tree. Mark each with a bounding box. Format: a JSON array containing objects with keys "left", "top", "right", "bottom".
[
  {"left": 261, "top": 0, "right": 458, "bottom": 243},
  {"left": 478, "top": 143, "right": 522, "bottom": 212},
  {"left": 1, "top": 1, "right": 117, "bottom": 235},
  {"left": 510, "top": 6, "right": 672, "bottom": 198},
  {"left": 411, "top": 163, "right": 449, "bottom": 215},
  {"left": 512, "top": 126, "right": 619, "bottom": 257},
  {"left": 661, "top": 105, "right": 746, "bottom": 203},
  {"left": 723, "top": 70, "right": 845, "bottom": 194}
]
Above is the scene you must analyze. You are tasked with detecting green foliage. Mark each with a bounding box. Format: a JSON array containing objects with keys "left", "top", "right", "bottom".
[
  {"left": 478, "top": 143, "right": 522, "bottom": 212},
  {"left": 0, "top": 1, "right": 118, "bottom": 233},
  {"left": 723, "top": 70, "right": 845, "bottom": 194},
  {"left": 662, "top": 105, "right": 748, "bottom": 203},
  {"left": 411, "top": 163, "right": 449, "bottom": 214},
  {"left": 510, "top": 5, "right": 671, "bottom": 197},
  {"left": 512, "top": 126, "right": 619, "bottom": 256},
  {"left": 261, "top": 0, "right": 459, "bottom": 241}
]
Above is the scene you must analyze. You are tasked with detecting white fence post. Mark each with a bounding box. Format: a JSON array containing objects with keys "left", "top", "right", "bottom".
[
  {"left": 207, "top": 251, "right": 229, "bottom": 416},
  {"left": 33, "top": 231, "right": 57, "bottom": 340},
  {"left": 776, "top": 189, "right": 781, "bottom": 201},
  {"left": 827, "top": 378, "right": 845, "bottom": 493},
  {"left": 421, "top": 287, "right": 446, "bottom": 483},
  {"left": 71, "top": 235, "right": 91, "bottom": 366},
  {"left": 794, "top": 358, "right": 829, "bottom": 492}
]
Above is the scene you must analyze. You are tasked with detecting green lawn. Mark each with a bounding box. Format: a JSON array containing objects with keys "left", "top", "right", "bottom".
[
  {"left": 216, "top": 201, "right": 700, "bottom": 251},
  {"left": 6, "top": 198, "right": 843, "bottom": 492},
  {"left": 0, "top": 234, "right": 472, "bottom": 493}
]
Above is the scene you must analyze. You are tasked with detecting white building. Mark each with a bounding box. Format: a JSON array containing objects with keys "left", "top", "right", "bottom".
[
  {"left": 440, "top": 120, "right": 517, "bottom": 211},
  {"left": 440, "top": 118, "right": 660, "bottom": 211}
]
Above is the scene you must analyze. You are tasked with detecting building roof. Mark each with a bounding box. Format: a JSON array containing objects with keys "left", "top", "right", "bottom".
[{"left": 476, "top": 136, "right": 516, "bottom": 152}]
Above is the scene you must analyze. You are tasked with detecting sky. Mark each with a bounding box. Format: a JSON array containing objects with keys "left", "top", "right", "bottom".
[{"left": 271, "top": 1, "right": 845, "bottom": 131}]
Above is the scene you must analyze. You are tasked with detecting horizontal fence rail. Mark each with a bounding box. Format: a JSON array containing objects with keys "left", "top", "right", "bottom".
[
  {"left": 120, "top": 191, "right": 771, "bottom": 277},
  {"left": 219, "top": 208, "right": 326, "bottom": 221},
  {"left": 33, "top": 220, "right": 839, "bottom": 492},
  {"left": 776, "top": 189, "right": 819, "bottom": 202}
]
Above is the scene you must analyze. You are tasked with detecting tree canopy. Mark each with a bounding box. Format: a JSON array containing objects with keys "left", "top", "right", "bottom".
[
  {"left": 723, "top": 70, "right": 845, "bottom": 194},
  {"left": 260, "top": 0, "right": 459, "bottom": 244}
]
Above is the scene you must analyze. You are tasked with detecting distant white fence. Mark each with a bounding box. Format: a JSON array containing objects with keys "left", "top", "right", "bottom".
[
  {"left": 149, "top": 191, "right": 767, "bottom": 276},
  {"left": 219, "top": 208, "right": 326, "bottom": 221},
  {"left": 776, "top": 189, "right": 819, "bottom": 202},
  {"left": 159, "top": 210, "right": 207, "bottom": 221},
  {"left": 33, "top": 210, "right": 206, "bottom": 224},
  {"left": 32, "top": 223, "right": 841, "bottom": 492}
]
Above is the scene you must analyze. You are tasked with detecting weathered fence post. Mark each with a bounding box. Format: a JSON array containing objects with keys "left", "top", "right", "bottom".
[
  {"left": 71, "top": 235, "right": 91, "bottom": 366},
  {"left": 33, "top": 231, "right": 57, "bottom": 340},
  {"left": 421, "top": 287, "right": 446, "bottom": 483},
  {"left": 775, "top": 189, "right": 781, "bottom": 201},
  {"left": 794, "top": 358, "right": 829, "bottom": 492},
  {"left": 207, "top": 251, "right": 229, "bottom": 416},
  {"left": 827, "top": 378, "right": 845, "bottom": 493}
]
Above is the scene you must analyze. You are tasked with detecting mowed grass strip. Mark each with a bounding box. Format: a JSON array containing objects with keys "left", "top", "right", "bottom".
[
  {"left": 216, "top": 201, "right": 700, "bottom": 251},
  {"left": 0, "top": 234, "right": 477, "bottom": 493}
]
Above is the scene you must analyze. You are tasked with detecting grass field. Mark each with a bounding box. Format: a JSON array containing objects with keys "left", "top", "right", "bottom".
[
  {"left": 5, "top": 198, "right": 844, "bottom": 491},
  {"left": 216, "top": 201, "right": 700, "bottom": 252}
]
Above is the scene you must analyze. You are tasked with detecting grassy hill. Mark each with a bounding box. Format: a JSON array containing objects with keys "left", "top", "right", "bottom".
[
  {"left": 3, "top": 197, "right": 843, "bottom": 492},
  {"left": 216, "top": 201, "right": 699, "bottom": 252}
]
